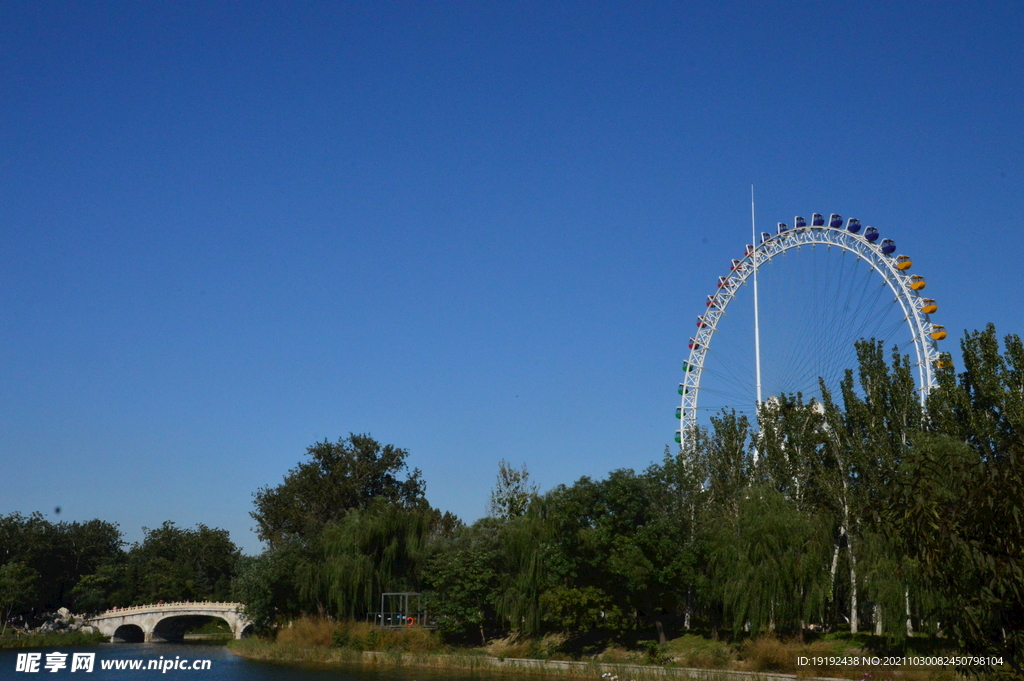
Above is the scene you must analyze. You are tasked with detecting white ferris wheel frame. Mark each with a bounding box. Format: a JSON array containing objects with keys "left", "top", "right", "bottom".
[{"left": 678, "top": 224, "right": 941, "bottom": 449}]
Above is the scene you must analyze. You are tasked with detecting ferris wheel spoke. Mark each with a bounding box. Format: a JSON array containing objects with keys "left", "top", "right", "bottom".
[{"left": 678, "top": 216, "right": 942, "bottom": 449}]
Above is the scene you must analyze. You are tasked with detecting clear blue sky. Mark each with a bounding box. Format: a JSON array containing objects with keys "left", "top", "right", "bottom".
[{"left": 2, "top": 2, "right": 1021, "bottom": 554}]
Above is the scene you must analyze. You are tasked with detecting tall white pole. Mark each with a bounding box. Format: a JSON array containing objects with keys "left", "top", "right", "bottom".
[{"left": 751, "top": 186, "right": 763, "bottom": 430}]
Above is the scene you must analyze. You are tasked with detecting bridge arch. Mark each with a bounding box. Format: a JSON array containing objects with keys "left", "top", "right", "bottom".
[
  {"left": 151, "top": 614, "right": 230, "bottom": 642},
  {"left": 112, "top": 623, "right": 145, "bottom": 643}
]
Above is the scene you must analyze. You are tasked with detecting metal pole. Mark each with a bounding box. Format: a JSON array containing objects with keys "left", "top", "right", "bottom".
[{"left": 751, "top": 186, "right": 763, "bottom": 463}]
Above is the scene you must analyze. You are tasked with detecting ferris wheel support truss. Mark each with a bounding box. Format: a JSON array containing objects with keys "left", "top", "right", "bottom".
[{"left": 679, "top": 224, "right": 941, "bottom": 449}]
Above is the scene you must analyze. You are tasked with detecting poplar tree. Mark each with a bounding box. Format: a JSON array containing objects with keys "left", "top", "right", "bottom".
[{"left": 892, "top": 326, "right": 1024, "bottom": 675}]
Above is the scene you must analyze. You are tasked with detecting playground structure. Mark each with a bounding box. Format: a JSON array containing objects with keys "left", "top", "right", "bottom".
[{"left": 366, "top": 592, "right": 435, "bottom": 629}]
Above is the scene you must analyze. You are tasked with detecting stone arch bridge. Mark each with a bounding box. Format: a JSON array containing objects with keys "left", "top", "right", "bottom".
[{"left": 88, "top": 602, "right": 251, "bottom": 642}]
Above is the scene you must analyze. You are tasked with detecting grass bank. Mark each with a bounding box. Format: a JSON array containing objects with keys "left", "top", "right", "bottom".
[
  {"left": 228, "top": 618, "right": 967, "bottom": 681},
  {"left": 0, "top": 630, "right": 107, "bottom": 650}
]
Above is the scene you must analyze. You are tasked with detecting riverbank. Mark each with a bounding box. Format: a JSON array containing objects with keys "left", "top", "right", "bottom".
[
  {"left": 228, "top": 637, "right": 962, "bottom": 681},
  {"left": 0, "top": 630, "right": 107, "bottom": 650},
  {"left": 227, "top": 641, "right": 794, "bottom": 681}
]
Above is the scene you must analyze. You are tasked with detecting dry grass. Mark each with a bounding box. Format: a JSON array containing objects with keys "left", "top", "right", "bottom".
[
  {"left": 733, "top": 635, "right": 963, "bottom": 681},
  {"left": 271, "top": 616, "right": 445, "bottom": 654},
  {"left": 487, "top": 632, "right": 573, "bottom": 660},
  {"left": 275, "top": 616, "right": 339, "bottom": 648},
  {"left": 739, "top": 636, "right": 792, "bottom": 672}
]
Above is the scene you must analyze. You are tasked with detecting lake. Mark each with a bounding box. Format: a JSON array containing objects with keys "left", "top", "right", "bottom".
[{"left": 1, "top": 642, "right": 514, "bottom": 681}]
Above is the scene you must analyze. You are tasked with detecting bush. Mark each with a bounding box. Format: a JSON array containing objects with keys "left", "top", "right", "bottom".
[
  {"left": 663, "top": 634, "right": 731, "bottom": 669},
  {"left": 276, "top": 617, "right": 339, "bottom": 648},
  {"left": 329, "top": 619, "right": 443, "bottom": 653},
  {"left": 740, "top": 636, "right": 791, "bottom": 672}
]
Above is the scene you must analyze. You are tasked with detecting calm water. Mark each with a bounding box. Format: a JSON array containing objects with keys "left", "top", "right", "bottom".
[
  {"left": 0, "top": 643, "right": 524, "bottom": 679},
  {"left": 0, "top": 643, "right": 514, "bottom": 681}
]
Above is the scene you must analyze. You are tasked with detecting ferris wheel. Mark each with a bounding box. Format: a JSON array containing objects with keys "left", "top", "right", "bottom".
[{"left": 676, "top": 212, "right": 945, "bottom": 449}]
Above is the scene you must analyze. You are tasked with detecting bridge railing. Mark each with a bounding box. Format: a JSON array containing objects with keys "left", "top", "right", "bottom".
[{"left": 95, "top": 601, "right": 244, "bottom": 616}]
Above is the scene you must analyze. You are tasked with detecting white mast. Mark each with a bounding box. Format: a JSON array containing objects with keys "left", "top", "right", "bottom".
[{"left": 751, "top": 186, "right": 763, "bottom": 447}]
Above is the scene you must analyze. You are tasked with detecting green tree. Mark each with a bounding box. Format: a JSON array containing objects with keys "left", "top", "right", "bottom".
[
  {"left": 488, "top": 460, "right": 538, "bottom": 519},
  {"left": 0, "top": 513, "right": 122, "bottom": 615},
  {"left": 231, "top": 547, "right": 302, "bottom": 634},
  {"left": 813, "top": 340, "right": 920, "bottom": 634},
  {"left": 103, "top": 522, "right": 241, "bottom": 605},
  {"left": 755, "top": 394, "right": 826, "bottom": 510},
  {"left": 69, "top": 562, "right": 125, "bottom": 615},
  {"left": 890, "top": 325, "right": 1024, "bottom": 675},
  {"left": 647, "top": 446, "right": 707, "bottom": 631},
  {"left": 0, "top": 562, "right": 38, "bottom": 635},
  {"left": 492, "top": 501, "right": 562, "bottom": 634},
  {"left": 422, "top": 518, "right": 501, "bottom": 643},
  {"left": 252, "top": 434, "right": 426, "bottom": 546},
  {"left": 888, "top": 433, "right": 1023, "bottom": 675},
  {"left": 539, "top": 467, "right": 698, "bottom": 642},
  {"left": 707, "top": 486, "right": 831, "bottom": 637},
  {"left": 705, "top": 410, "right": 753, "bottom": 519},
  {"left": 300, "top": 501, "right": 433, "bottom": 618}
]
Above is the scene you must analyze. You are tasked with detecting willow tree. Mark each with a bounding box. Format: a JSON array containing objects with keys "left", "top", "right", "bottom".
[
  {"left": 492, "top": 503, "right": 556, "bottom": 633},
  {"left": 300, "top": 501, "right": 433, "bottom": 618},
  {"left": 708, "top": 486, "right": 831, "bottom": 637}
]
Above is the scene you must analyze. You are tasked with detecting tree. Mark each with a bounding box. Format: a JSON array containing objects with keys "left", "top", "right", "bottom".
[
  {"left": 231, "top": 547, "right": 303, "bottom": 634},
  {"left": 299, "top": 501, "right": 433, "bottom": 618},
  {"left": 707, "top": 486, "right": 831, "bottom": 638},
  {"left": 97, "top": 521, "right": 241, "bottom": 606},
  {"left": 0, "top": 513, "right": 122, "bottom": 615},
  {"left": 890, "top": 325, "right": 1024, "bottom": 676},
  {"left": 814, "top": 340, "right": 919, "bottom": 634},
  {"left": 0, "top": 562, "right": 38, "bottom": 635},
  {"left": 69, "top": 562, "right": 125, "bottom": 615},
  {"left": 539, "top": 468, "right": 697, "bottom": 643},
  {"left": 422, "top": 518, "right": 502, "bottom": 644},
  {"left": 252, "top": 433, "right": 426, "bottom": 546},
  {"left": 488, "top": 460, "right": 538, "bottom": 519},
  {"left": 888, "top": 433, "right": 1023, "bottom": 675}
]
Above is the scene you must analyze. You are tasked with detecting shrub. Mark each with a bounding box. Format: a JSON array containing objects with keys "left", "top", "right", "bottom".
[{"left": 276, "top": 616, "right": 339, "bottom": 648}]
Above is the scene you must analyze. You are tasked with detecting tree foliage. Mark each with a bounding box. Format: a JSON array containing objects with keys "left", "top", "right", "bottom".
[
  {"left": 889, "top": 325, "right": 1024, "bottom": 675},
  {"left": 251, "top": 433, "right": 426, "bottom": 546},
  {"left": 488, "top": 460, "right": 538, "bottom": 519},
  {"left": 0, "top": 513, "right": 122, "bottom": 617},
  {"left": 301, "top": 501, "right": 433, "bottom": 618},
  {"left": 0, "top": 562, "right": 38, "bottom": 634}
]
